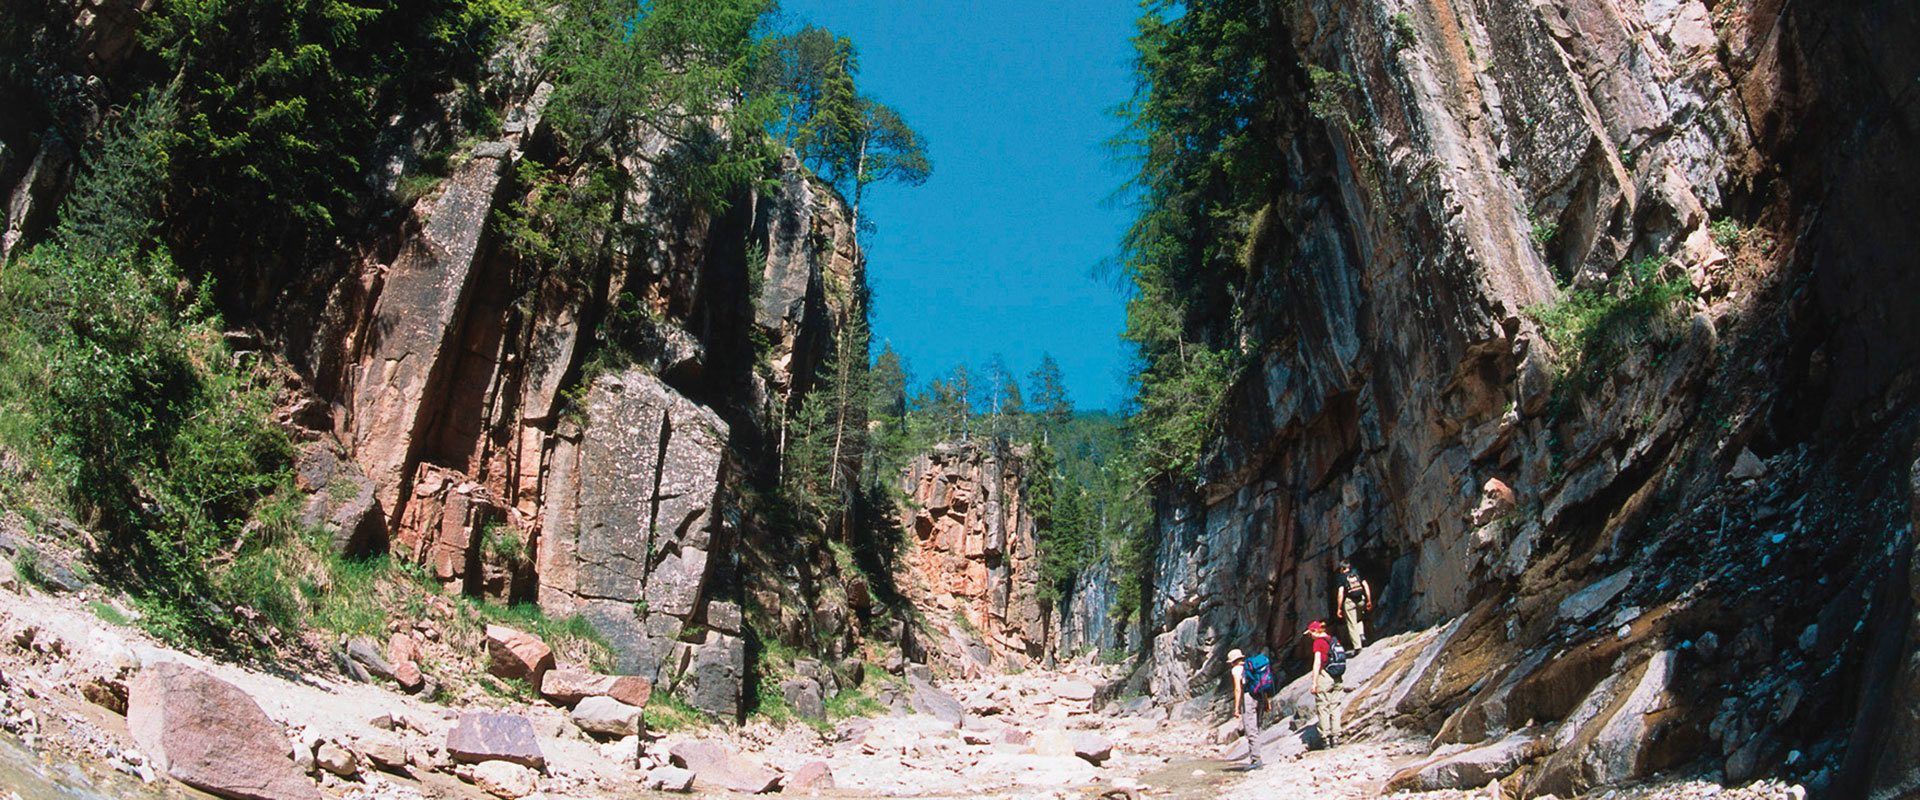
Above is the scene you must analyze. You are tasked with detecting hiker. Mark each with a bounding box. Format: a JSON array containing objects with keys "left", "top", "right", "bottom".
[
  {"left": 1335, "top": 559, "right": 1373, "bottom": 650},
  {"left": 1228, "top": 648, "right": 1266, "bottom": 769},
  {"left": 1306, "top": 620, "right": 1347, "bottom": 747}
]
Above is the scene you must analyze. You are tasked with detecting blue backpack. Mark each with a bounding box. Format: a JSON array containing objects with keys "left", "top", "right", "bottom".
[{"left": 1245, "top": 653, "right": 1277, "bottom": 697}]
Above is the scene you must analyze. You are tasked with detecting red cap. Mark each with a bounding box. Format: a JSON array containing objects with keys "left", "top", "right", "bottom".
[{"left": 1307, "top": 620, "right": 1326, "bottom": 633}]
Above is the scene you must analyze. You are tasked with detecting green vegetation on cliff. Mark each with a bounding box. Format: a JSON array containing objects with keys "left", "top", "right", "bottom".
[
  {"left": 1110, "top": 0, "right": 1280, "bottom": 483},
  {"left": 0, "top": 94, "right": 293, "bottom": 646}
]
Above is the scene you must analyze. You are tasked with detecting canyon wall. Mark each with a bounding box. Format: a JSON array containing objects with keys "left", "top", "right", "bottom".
[
  {"left": 896, "top": 442, "right": 1123, "bottom": 673},
  {"left": 0, "top": 15, "right": 875, "bottom": 718},
  {"left": 1140, "top": 0, "right": 1918, "bottom": 795}
]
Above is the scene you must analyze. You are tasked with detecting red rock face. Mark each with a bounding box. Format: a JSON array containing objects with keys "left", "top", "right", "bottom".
[{"left": 899, "top": 443, "right": 1051, "bottom": 672}]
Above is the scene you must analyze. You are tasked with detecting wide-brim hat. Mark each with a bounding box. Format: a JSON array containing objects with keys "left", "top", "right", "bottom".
[{"left": 1227, "top": 648, "right": 1245, "bottom": 662}]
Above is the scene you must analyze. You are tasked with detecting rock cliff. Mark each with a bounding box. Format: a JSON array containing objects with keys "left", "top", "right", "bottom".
[
  {"left": 895, "top": 442, "right": 1128, "bottom": 673},
  {"left": 898, "top": 443, "right": 1048, "bottom": 672},
  {"left": 1137, "top": 0, "right": 1918, "bottom": 795},
  {"left": 1, "top": 7, "right": 880, "bottom": 721}
]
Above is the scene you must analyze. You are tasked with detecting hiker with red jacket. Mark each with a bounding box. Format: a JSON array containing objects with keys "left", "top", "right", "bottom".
[
  {"left": 1306, "top": 620, "right": 1347, "bottom": 747},
  {"left": 1228, "top": 648, "right": 1267, "bottom": 769}
]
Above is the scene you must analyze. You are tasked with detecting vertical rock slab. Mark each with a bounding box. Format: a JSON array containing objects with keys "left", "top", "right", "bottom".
[
  {"left": 682, "top": 631, "right": 745, "bottom": 722},
  {"left": 344, "top": 145, "right": 510, "bottom": 527},
  {"left": 538, "top": 367, "right": 727, "bottom": 679},
  {"left": 127, "top": 662, "right": 320, "bottom": 800}
]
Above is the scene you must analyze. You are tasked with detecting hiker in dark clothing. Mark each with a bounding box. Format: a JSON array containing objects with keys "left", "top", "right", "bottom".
[{"left": 1335, "top": 559, "right": 1373, "bottom": 651}]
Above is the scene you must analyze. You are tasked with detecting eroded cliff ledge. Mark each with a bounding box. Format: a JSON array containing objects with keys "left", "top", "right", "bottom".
[{"left": 1137, "top": 0, "right": 1917, "bottom": 796}]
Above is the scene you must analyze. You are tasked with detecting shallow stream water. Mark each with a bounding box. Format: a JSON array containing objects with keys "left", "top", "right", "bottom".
[{"left": 0, "top": 733, "right": 186, "bottom": 800}]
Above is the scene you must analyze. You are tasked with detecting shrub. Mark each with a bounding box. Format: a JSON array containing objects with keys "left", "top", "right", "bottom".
[
  {"left": 1391, "top": 12, "right": 1418, "bottom": 51},
  {"left": 1530, "top": 255, "right": 1693, "bottom": 409}
]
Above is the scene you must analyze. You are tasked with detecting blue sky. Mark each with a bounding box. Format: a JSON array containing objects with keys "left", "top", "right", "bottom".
[{"left": 775, "top": 0, "right": 1140, "bottom": 411}]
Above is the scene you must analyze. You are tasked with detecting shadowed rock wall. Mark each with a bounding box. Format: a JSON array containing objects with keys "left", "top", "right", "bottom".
[{"left": 1140, "top": 0, "right": 1919, "bottom": 794}]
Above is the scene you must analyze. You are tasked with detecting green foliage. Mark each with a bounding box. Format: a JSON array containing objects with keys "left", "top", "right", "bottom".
[
  {"left": 1530, "top": 255, "right": 1694, "bottom": 409},
  {"left": 1111, "top": 0, "right": 1275, "bottom": 486},
  {"left": 1125, "top": 297, "right": 1241, "bottom": 480},
  {"left": 465, "top": 598, "right": 616, "bottom": 672},
  {"left": 1391, "top": 13, "right": 1418, "bottom": 51},
  {"left": 823, "top": 688, "right": 884, "bottom": 719},
  {"left": 1529, "top": 210, "right": 1559, "bottom": 247},
  {"left": 1709, "top": 218, "right": 1745, "bottom": 249},
  {"left": 647, "top": 693, "right": 713, "bottom": 732},
  {"left": 303, "top": 553, "right": 422, "bottom": 637},
  {"left": 0, "top": 98, "right": 295, "bottom": 648},
  {"left": 496, "top": 159, "right": 622, "bottom": 281},
  {"left": 545, "top": 0, "right": 781, "bottom": 211},
  {"left": 756, "top": 26, "right": 931, "bottom": 229},
  {"left": 145, "top": 0, "right": 523, "bottom": 264},
  {"left": 784, "top": 308, "right": 873, "bottom": 521},
  {"left": 1027, "top": 354, "right": 1073, "bottom": 431},
  {"left": 1306, "top": 65, "right": 1362, "bottom": 133},
  {"left": 89, "top": 600, "right": 131, "bottom": 626}
]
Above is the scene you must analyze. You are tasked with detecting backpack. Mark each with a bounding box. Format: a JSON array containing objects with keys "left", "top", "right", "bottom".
[
  {"left": 1325, "top": 638, "right": 1349, "bottom": 680},
  {"left": 1244, "top": 653, "right": 1277, "bottom": 698}
]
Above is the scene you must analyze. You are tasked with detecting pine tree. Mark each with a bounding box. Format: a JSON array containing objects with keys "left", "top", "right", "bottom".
[{"left": 1028, "top": 353, "right": 1073, "bottom": 439}]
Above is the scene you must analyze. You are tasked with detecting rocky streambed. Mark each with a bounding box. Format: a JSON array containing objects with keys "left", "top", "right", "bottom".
[{"left": 0, "top": 566, "right": 1822, "bottom": 800}]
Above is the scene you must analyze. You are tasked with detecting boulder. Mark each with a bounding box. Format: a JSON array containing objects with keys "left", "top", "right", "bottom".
[
  {"left": 485, "top": 626, "right": 554, "bottom": 683},
  {"left": 1472, "top": 477, "right": 1518, "bottom": 526},
  {"left": 358, "top": 737, "right": 407, "bottom": 773},
  {"left": 780, "top": 678, "right": 826, "bottom": 720},
  {"left": 126, "top": 662, "right": 320, "bottom": 800},
  {"left": 705, "top": 600, "right": 742, "bottom": 634},
  {"left": 446, "top": 713, "right": 545, "bottom": 768},
  {"left": 647, "top": 764, "right": 697, "bottom": 792},
  {"left": 1558, "top": 570, "right": 1635, "bottom": 623},
  {"left": 460, "top": 760, "right": 539, "bottom": 799},
  {"left": 539, "top": 669, "right": 652, "bottom": 708},
  {"left": 0, "top": 557, "right": 18, "bottom": 593},
  {"left": 314, "top": 742, "right": 358, "bottom": 777},
  {"left": 683, "top": 631, "right": 745, "bottom": 721},
  {"left": 346, "top": 637, "right": 395, "bottom": 681},
  {"left": 1055, "top": 680, "right": 1097, "bottom": 703},
  {"left": 393, "top": 660, "right": 423, "bottom": 691},
  {"left": 785, "top": 761, "right": 833, "bottom": 793},
  {"left": 907, "top": 677, "right": 966, "bottom": 727},
  {"left": 1387, "top": 728, "right": 1550, "bottom": 791},
  {"left": 1070, "top": 732, "right": 1114, "bottom": 765},
  {"left": 570, "top": 696, "right": 643, "bottom": 738},
  {"left": 668, "top": 740, "right": 780, "bottom": 794}
]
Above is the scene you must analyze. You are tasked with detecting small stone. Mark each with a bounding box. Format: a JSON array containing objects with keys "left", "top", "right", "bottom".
[
  {"left": 1069, "top": 732, "right": 1114, "bottom": 765},
  {"left": 1730, "top": 448, "right": 1767, "bottom": 481},
  {"left": 570, "top": 696, "right": 644, "bottom": 738},
  {"left": 461, "top": 760, "right": 538, "bottom": 798},
  {"left": 646, "top": 765, "right": 696, "bottom": 793},
  {"left": 315, "top": 742, "right": 359, "bottom": 777},
  {"left": 785, "top": 761, "right": 834, "bottom": 793}
]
